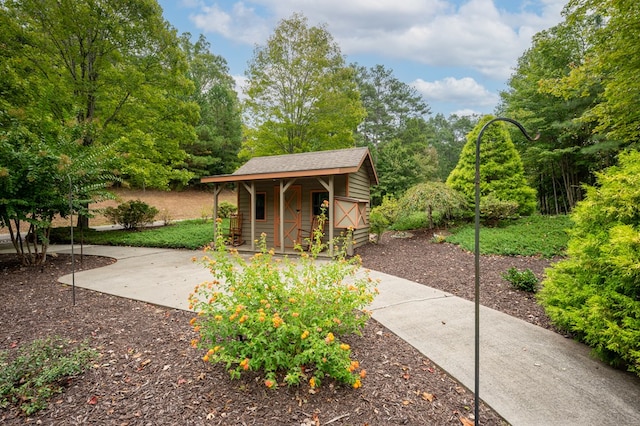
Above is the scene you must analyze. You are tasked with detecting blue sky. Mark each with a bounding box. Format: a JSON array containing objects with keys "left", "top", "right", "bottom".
[{"left": 158, "top": 0, "right": 567, "bottom": 117}]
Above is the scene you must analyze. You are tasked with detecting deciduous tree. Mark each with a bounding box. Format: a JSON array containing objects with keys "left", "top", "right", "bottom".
[{"left": 242, "top": 13, "right": 365, "bottom": 157}]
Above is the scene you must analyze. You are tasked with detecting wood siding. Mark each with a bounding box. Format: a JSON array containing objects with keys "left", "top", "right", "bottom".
[{"left": 347, "top": 168, "right": 372, "bottom": 247}]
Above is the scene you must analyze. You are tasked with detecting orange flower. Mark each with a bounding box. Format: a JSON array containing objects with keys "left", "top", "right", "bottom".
[
  {"left": 325, "top": 332, "right": 335, "bottom": 344},
  {"left": 189, "top": 317, "right": 197, "bottom": 326},
  {"left": 239, "top": 315, "right": 248, "bottom": 323},
  {"left": 240, "top": 358, "right": 250, "bottom": 371},
  {"left": 348, "top": 360, "right": 359, "bottom": 372},
  {"left": 340, "top": 343, "right": 350, "bottom": 351},
  {"left": 265, "top": 379, "right": 275, "bottom": 388},
  {"left": 215, "top": 315, "right": 223, "bottom": 321},
  {"left": 301, "top": 330, "right": 310, "bottom": 340},
  {"left": 202, "top": 354, "right": 209, "bottom": 362},
  {"left": 359, "top": 369, "right": 367, "bottom": 379},
  {"left": 353, "top": 379, "right": 361, "bottom": 389},
  {"left": 272, "top": 314, "right": 284, "bottom": 328},
  {"left": 291, "top": 312, "right": 300, "bottom": 318},
  {"left": 309, "top": 377, "right": 317, "bottom": 388},
  {"left": 190, "top": 339, "right": 198, "bottom": 348}
]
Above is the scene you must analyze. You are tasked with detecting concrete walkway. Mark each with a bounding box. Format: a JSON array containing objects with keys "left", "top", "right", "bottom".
[{"left": 3, "top": 243, "right": 640, "bottom": 425}]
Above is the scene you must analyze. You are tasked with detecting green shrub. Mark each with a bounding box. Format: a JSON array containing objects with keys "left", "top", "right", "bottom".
[
  {"left": 480, "top": 193, "right": 519, "bottom": 226},
  {"left": 375, "top": 195, "right": 400, "bottom": 224},
  {"left": 0, "top": 337, "right": 97, "bottom": 415},
  {"left": 539, "top": 150, "right": 640, "bottom": 375},
  {"left": 368, "top": 208, "right": 388, "bottom": 244},
  {"left": 189, "top": 231, "right": 377, "bottom": 390},
  {"left": 103, "top": 199, "right": 158, "bottom": 230},
  {"left": 391, "top": 211, "right": 429, "bottom": 231},
  {"left": 217, "top": 201, "right": 237, "bottom": 219},
  {"left": 502, "top": 267, "right": 538, "bottom": 292}
]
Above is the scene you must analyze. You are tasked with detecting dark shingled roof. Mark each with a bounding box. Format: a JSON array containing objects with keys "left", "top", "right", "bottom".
[
  {"left": 201, "top": 147, "right": 378, "bottom": 185},
  {"left": 235, "top": 147, "right": 368, "bottom": 175}
]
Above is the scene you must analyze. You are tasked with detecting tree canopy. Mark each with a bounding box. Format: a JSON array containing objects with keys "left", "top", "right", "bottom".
[
  {"left": 180, "top": 33, "right": 242, "bottom": 183},
  {"left": 547, "top": 0, "right": 640, "bottom": 145},
  {"left": 2, "top": 0, "right": 198, "bottom": 189},
  {"left": 241, "top": 13, "right": 365, "bottom": 157},
  {"left": 353, "top": 64, "right": 430, "bottom": 147}
]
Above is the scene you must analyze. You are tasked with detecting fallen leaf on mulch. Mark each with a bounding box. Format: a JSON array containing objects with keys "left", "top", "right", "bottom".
[
  {"left": 459, "top": 416, "right": 475, "bottom": 425},
  {"left": 422, "top": 392, "right": 435, "bottom": 402}
]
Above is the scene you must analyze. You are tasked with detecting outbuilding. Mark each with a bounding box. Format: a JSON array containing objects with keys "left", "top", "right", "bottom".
[{"left": 201, "top": 147, "right": 378, "bottom": 254}]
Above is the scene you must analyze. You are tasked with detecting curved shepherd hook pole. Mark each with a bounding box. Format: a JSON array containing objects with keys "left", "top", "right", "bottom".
[{"left": 473, "top": 117, "right": 539, "bottom": 425}]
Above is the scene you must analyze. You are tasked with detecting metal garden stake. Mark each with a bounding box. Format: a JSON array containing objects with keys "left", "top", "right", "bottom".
[{"left": 474, "top": 117, "right": 538, "bottom": 425}]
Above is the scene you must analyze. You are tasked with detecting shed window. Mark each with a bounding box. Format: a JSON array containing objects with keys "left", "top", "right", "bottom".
[
  {"left": 255, "top": 192, "right": 266, "bottom": 221},
  {"left": 311, "top": 191, "right": 329, "bottom": 217}
]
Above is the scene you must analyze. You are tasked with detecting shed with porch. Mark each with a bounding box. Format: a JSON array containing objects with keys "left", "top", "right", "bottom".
[{"left": 201, "top": 147, "right": 378, "bottom": 254}]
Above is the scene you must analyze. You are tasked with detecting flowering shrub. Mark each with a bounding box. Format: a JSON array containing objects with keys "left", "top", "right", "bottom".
[{"left": 188, "top": 226, "right": 377, "bottom": 390}]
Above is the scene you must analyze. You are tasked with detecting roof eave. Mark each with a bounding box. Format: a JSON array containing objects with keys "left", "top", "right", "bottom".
[{"left": 200, "top": 166, "right": 361, "bottom": 184}]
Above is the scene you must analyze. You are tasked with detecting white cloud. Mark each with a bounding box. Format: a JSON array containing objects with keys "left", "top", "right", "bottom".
[
  {"left": 450, "top": 108, "right": 481, "bottom": 117},
  {"left": 232, "top": 74, "right": 248, "bottom": 101},
  {"left": 190, "top": 2, "right": 270, "bottom": 44},
  {"left": 188, "top": 1, "right": 566, "bottom": 80},
  {"left": 413, "top": 77, "right": 499, "bottom": 107}
]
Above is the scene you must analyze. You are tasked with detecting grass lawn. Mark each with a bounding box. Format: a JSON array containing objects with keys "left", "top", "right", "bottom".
[{"left": 50, "top": 219, "right": 226, "bottom": 250}]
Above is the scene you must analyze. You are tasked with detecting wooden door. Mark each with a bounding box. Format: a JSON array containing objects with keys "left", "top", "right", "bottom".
[{"left": 274, "top": 185, "right": 301, "bottom": 248}]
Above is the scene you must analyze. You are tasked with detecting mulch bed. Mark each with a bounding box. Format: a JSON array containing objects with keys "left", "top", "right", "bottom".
[{"left": 0, "top": 230, "right": 559, "bottom": 425}]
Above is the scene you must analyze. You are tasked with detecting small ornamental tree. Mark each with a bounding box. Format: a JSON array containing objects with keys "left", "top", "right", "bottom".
[
  {"left": 446, "top": 115, "right": 537, "bottom": 215},
  {"left": 188, "top": 226, "right": 377, "bottom": 390},
  {"left": 539, "top": 150, "right": 640, "bottom": 375},
  {"left": 398, "top": 182, "right": 467, "bottom": 229}
]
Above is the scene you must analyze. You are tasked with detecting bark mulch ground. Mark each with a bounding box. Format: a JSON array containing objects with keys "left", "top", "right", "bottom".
[{"left": 1, "top": 229, "right": 560, "bottom": 425}]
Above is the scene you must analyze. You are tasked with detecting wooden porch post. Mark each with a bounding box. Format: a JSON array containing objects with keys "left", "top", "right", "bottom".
[
  {"left": 241, "top": 182, "right": 256, "bottom": 251},
  {"left": 279, "top": 180, "right": 285, "bottom": 253},
  {"left": 212, "top": 184, "right": 224, "bottom": 241},
  {"left": 328, "top": 175, "right": 335, "bottom": 255}
]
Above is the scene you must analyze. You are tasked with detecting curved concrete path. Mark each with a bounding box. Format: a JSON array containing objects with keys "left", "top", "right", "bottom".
[{"left": 5, "top": 243, "right": 639, "bottom": 425}]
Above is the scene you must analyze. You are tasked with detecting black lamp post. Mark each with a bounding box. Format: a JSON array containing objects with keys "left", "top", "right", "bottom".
[{"left": 473, "top": 117, "right": 538, "bottom": 425}]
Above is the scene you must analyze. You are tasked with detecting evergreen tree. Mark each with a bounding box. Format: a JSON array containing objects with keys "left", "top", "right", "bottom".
[
  {"left": 446, "top": 115, "right": 537, "bottom": 215},
  {"left": 180, "top": 34, "right": 242, "bottom": 183}
]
